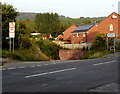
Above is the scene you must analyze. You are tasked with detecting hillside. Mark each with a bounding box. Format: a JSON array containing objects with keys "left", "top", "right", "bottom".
[
  {"left": 16, "top": 12, "right": 37, "bottom": 20},
  {"left": 16, "top": 12, "right": 106, "bottom": 24}
]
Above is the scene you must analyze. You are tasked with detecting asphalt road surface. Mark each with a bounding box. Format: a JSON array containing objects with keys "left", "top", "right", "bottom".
[{"left": 2, "top": 56, "right": 119, "bottom": 92}]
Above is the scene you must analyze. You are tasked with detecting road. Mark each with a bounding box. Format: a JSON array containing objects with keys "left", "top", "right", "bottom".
[{"left": 2, "top": 56, "right": 119, "bottom": 92}]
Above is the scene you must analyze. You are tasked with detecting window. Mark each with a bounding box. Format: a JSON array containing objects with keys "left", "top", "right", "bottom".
[
  {"left": 83, "top": 33, "right": 86, "bottom": 37},
  {"left": 77, "top": 33, "right": 79, "bottom": 37},
  {"left": 72, "top": 34, "right": 75, "bottom": 37},
  {"left": 110, "top": 24, "right": 113, "bottom": 31}
]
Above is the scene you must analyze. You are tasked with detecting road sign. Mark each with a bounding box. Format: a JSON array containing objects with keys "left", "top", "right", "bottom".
[
  {"left": 107, "top": 33, "right": 116, "bottom": 38},
  {"left": 9, "top": 22, "right": 15, "bottom": 38}
]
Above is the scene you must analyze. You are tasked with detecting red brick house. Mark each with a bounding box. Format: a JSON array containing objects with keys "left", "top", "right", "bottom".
[
  {"left": 71, "top": 24, "right": 95, "bottom": 44},
  {"left": 42, "top": 34, "right": 52, "bottom": 40},
  {"left": 63, "top": 25, "right": 77, "bottom": 43},
  {"left": 87, "top": 12, "right": 120, "bottom": 42},
  {"left": 70, "top": 12, "right": 120, "bottom": 44},
  {"left": 55, "top": 35, "right": 63, "bottom": 41}
]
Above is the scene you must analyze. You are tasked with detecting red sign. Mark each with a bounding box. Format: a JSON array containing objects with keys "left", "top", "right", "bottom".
[{"left": 9, "top": 22, "right": 15, "bottom": 38}]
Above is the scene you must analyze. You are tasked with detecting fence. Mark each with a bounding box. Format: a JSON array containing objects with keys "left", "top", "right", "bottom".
[{"left": 60, "top": 43, "right": 92, "bottom": 50}]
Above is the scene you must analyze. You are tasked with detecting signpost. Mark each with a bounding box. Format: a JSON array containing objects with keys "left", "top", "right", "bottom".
[
  {"left": 106, "top": 33, "right": 116, "bottom": 52},
  {"left": 9, "top": 22, "right": 15, "bottom": 52},
  {"left": 107, "top": 33, "right": 116, "bottom": 38}
]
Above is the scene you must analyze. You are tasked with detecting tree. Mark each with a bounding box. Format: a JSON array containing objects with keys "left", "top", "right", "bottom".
[
  {"left": 34, "top": 13, "right": 60, "bottom": 37},
  {"left": 2, "top": 3, "right": 18, "bottom": 49},
  {"left": 15, "top": 20, "right": 32, "bottom": 49}
]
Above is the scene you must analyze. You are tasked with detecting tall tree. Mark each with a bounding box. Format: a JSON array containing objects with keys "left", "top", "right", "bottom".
[
  {"left": 2, "top": 3, "right": 18, "bottom": 49},
  {"left": 35, "top": 13, "right": 60, "bottom": 37}
]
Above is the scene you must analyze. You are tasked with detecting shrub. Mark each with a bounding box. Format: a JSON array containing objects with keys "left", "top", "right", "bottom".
[
  {"left": 80, "top": 50, "right": 109, "bottom": 59},
  {"left": 35, "top": 39, "right": 60, "bottom": 60},
  {"left": 90, "top": 34, "right": 106, "bottom": 51},
  {"left": 19, "top": 35, "right": 32, "bottom": 49},
  {"left": 2, "top": 45, "right": 50, "bottom": 61}
]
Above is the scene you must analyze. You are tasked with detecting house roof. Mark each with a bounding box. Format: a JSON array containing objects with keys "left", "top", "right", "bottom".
[
  {"left": 63, "top": 25, "right": 78, "bottom": 34},
  {"left": 71, "top": 24, "right": 95, "bottom": 33}
]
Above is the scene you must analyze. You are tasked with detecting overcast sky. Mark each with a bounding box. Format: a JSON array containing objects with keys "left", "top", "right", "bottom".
[{"left": 1, "top": 0, "right": 120, "bottom": 18}]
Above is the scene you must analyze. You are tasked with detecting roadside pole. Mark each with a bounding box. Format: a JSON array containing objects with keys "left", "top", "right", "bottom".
[
  {"left": 13, "top": 38, "right": 14, "bottom": 52},
  {"left": 107, "top": 37, "right": 109, "bottom": 50},
  {"left": 106, "top": 33, "right": 116, "bottom": 53},
  {"left": 9, "top": 22, "right": 15, "bottom": 53},
  {"left": 9, "top": 38, "right": 11, "bottom": 52}
]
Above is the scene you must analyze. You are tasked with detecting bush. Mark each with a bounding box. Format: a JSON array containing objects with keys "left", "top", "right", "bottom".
[
  {"left": 35, "top": 39, "right": 60, "bottom": 60},
  {"left": 116, "top": 44, "right": 120, "bottom": 52},
  {"left": 2, "top": 45, "right": 50, "bottom": 61},
  {"left": 90, "top": 34, "right": 106, "bottom": 51},
  {"left": 80, "top": 34, "right": 110, "bottom": 59},
  {"left": 19, "top": 35, "right": 32, "bottom": 49},
  {"left": 80, "top": 50, "right": 109, "bottom": 59}
]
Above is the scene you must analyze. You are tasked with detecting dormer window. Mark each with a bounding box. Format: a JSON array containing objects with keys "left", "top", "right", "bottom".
[{"left": 110, "top": 24, "right": 114, "bottom": 31}]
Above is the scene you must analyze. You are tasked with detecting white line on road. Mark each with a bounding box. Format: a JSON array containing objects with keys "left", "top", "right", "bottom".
[
  {"left": 37, "top": 65, "right": 41, "bottom": 67},
  {"left": 41, "top": 84, "right": 47, "bottom": 87},
  {"left": 25, "top": 67, "right": 76, "bottom": 78},
  {"left": 18, "top": 66, "right": 26, "bottom": 69},
  {"left": 51, "top": 63, "right": 57, "bottom": 65},
  {"left": 7, "top": 67, "right": 16, "bottom": 70},
  {"left": 93, "top": 60, "right": 116, "bottom": 66},
  {"left": 0, "top": 69, "right": 5, "bottom": 71},
  {"left": 2, "top": 69, "right": 6, "bottom": 71},
  {"left": 31, "top": 65, "right": 36, "bottom": 67}
]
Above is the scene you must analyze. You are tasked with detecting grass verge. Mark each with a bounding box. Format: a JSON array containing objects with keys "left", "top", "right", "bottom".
[
  {"left": 2, "top": 45, "right": 50, "bottom": 61},
  {"left": 80, "top": 50, "right": 110, "bottom": 59}
]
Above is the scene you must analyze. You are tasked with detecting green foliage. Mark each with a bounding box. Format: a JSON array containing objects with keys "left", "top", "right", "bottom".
[
  {"left": 49, "top": 37, "right": 55, "bottom": 41},
  {"left": 14, "top": 20, "right": 34, "bottom": 49},
  {"left": 2, "top": 45, "right": 50, "bottom": 61},
  {"left": 116, "top": 43, "right": 120, "bottom": 52},
  {"left": 35, "top": 39, "right": 60, "bottom": 60},
  {"left": 2, "top": 3, "right": 18, "bottom": 49},
  {"left": 35, "top": 13, "right": 60, "bottom": 37},
  {"left": 80, "top": 34, "right": 109, "bottom": 59},
  {"left": 80, "top": 50, "right": 109, "bottom": 59},
  {"left": 59, "top": 17, "right": 104, "bottom": 26},
  {"left": 90, "top": 34, "right": 106, "bottom": 51}
]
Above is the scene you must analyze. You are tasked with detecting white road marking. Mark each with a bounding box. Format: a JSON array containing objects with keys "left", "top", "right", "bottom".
[
  {"left": 31, "top": 65, "right": 36, "bottom": 67},
  {"left": 7, "top": 67, "right": 16, "bottom": 70},
  {"left": 25, "top": 67, "right": 76, "bottom": 78},
  {"left": 41, "top": 84, "right": 47, "bottom": 87},
  {"left": 37, "top": 65, "right": 41, "bottom": 67},
  {"left": 2, "top": 69, "right": 6, "bottom": 71},
  {"left": 93, "top": 60, "right": 116, "bottom": 66},
  {"left": 51, "top": 63, "right": 56, "bottom": 65},
  {"left": 18, "top": 66, "right": 26, "bottom": 69}
]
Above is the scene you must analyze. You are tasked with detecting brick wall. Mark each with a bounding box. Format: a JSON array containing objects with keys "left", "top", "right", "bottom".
[{"left": 59, "top": 50, "right": 86, "bottom": 60}]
